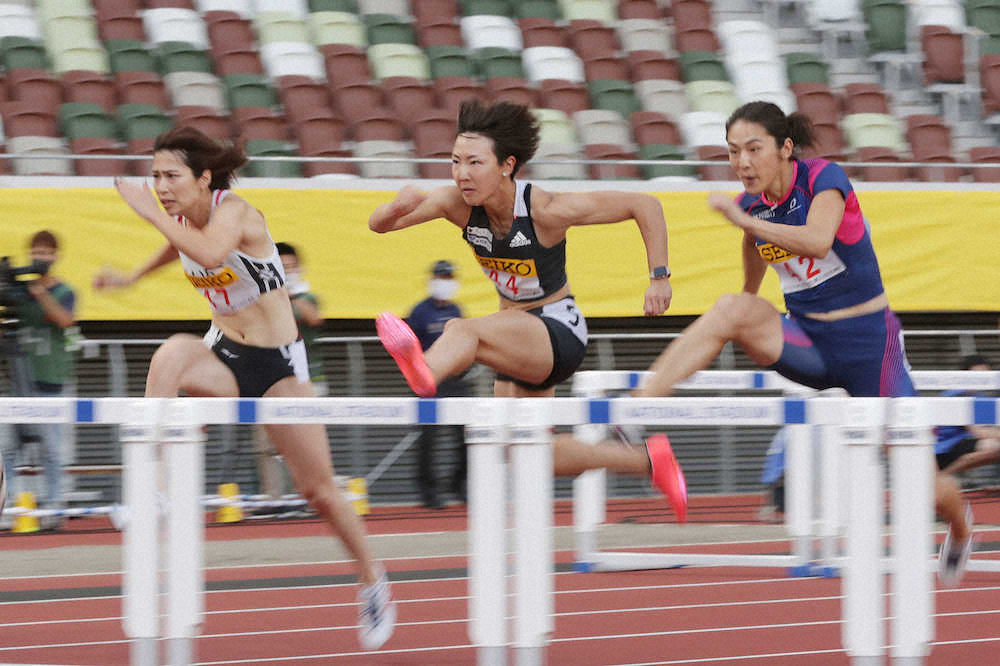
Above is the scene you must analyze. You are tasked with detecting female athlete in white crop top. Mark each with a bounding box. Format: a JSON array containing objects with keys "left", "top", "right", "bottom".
[{"left": 93, "top": 127, "right": 395, "bottom": 649}]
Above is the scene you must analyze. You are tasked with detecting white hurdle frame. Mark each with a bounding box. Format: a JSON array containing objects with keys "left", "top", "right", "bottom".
[
  {"left": 571, "top": 369, "right": 1000, "bottom": 580},
  {"left": 2, "top": 393, "right": 997, "bottom": 665}
]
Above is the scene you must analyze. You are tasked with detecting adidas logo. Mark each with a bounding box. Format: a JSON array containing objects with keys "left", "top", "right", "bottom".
[{"left": 509, "top": 231, "right": 531, "bottom": 248}]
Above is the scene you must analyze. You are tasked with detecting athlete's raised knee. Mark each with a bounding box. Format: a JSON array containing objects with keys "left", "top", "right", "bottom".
[{"left": 147, "top": 334, "right": 205, "bottom": 388}]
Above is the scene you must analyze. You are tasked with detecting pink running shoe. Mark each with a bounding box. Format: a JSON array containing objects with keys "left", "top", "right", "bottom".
[
  {"left": 645, "top": 433, "right": 688, "bottom": 523},
  {"left": 376, "top": 312, "right": 437, "bottom": 397}
]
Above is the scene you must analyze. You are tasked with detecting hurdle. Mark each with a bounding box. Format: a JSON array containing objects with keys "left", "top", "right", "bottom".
[
  {"left": 2, "top": 395, "right": 995, "bottom": 665},
  {"left": 572, "top": 369, "right": 1000, "bottom": 578}
]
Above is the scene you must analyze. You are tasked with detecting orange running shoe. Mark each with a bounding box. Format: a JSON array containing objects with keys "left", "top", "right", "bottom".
[
  {"left": 645, "top": 433, "right": 688, "bottom": 523},
  {"left": 376, "top": 312, "right": 437, "bottom": 397}
]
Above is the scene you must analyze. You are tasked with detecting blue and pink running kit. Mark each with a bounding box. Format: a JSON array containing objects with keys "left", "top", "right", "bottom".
[{"left": 737, "top": 158, "right": 915, "bottom": 398}]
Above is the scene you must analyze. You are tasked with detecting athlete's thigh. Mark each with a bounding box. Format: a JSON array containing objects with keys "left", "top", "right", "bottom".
[
  {"left": 156, "top": 334, "right": 240, "bottom": 397},
  {"left": 469, "top": 309, "right": 554, "bottom": 384},
  {"left": 260, "top": 376, "right": 335, "bottom": 483},
  {"left": 768, "top": 315, "right": 836, "bottom": 391},
  {"left": 493, "top": 379, "right": 555, "bottom": 398}
]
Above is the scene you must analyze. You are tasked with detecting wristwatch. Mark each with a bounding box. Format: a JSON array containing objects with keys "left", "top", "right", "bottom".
[{"left": 649, "top": 265, "right": 671, "bottom": 280}]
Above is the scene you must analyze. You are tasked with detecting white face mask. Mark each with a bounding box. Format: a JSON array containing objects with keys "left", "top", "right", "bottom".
[{"left": 429, "top": 278, "right": 458, "bottom": 301}]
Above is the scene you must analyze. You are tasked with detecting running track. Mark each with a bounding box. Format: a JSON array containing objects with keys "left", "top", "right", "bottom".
[{"left": 2, "top": 495, "right": 999, "bottom": 665}]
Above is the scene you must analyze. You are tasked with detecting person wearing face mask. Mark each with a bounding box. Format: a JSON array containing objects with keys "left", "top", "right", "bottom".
[
  {"left": 1, "top": 230, "right": 78, "bottom": 530},
  {"left": 405, "top": 260, "right": 470, "bottom": 508}
]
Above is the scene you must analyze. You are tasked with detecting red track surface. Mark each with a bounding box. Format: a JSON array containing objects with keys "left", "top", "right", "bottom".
[{"left": 2, "top": 494, "right": 999, "bottom": 665}]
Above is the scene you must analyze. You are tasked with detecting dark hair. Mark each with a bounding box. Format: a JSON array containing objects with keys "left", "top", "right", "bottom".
[
  {"left": 726, "top": 101, "right": 815, "bottom": 154},
  {"left": 960, "top": 353, "right": 989, "bottom": 370},
  {"left": 456, "top": 99, "right": 539, "bottom": 177},
  {"left": 275, "top": 242, "right": 297, "bottom": 258},
  {"left": 153, "top": 126, "right": 247, "bottom": 190},
  {"left": 30, "top": 230, "right": 58, "bottom": 250}
]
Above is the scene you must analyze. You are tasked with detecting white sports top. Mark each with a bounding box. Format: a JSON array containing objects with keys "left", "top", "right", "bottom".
[{"left": 177, "top": 189, "right": 286, "bottom": 315}]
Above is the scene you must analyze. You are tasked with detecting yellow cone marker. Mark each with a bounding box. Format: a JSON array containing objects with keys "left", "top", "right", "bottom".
[
  {"left": 12, "top": 492, "right": 40, "bottom": 533},
  {"left": 215, "top": 483, "right": 243, "bottom": 523}
]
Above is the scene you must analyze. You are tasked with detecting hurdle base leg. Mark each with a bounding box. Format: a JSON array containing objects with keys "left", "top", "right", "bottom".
[
  {"left": 130, "top": 638, "right": 157, "bottom": 666},
  {"left": 478, "top": 646, "right": 505, "bottom": 666},
  {"left": 515, "top": 646, "right": 545, "bottom": 666},
  {"left": 167, "top": 637, "right": 194, "bottom": 666}
]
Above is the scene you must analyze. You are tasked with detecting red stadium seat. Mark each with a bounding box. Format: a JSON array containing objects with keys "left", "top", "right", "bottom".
[
  {"left": 921, "top": 25, "right": 965, "bottom": 85},
  {"left": 628, "top": 50, "right": 681, "bottom": 81},
  {"left": 321, "top": 45, "right": 373, "bottom": 89},
  {"left": 569, "top": 20, "right": 618, "bottom": 60},
  {"left": 232, "top": 106, "right": 289, "bottom": 142},
  {"left": 332, "top": 81, "right": 385, "bottom": 125},
  {"left": 485, "top": 77, "right": 539, "bottom": 107},
  {"left": 790, "top": 82, "right": 840, "bottom": 127},
  {"left": 843, "top": 83, "right": 891, "bottom": 115},
  {"left": 672, "top": 0, "right": 713, "bottom": 32},
  {"left": 619, "top": 0, "right": 663, "bottom": 20},
  {"left": 381, "top": 77, "right": 437, "bottom": 127},
  {"left": 695, "top": 145, "right": 733, "bottom": 180},
  {"left": 174, "top": 106, "right": 232, "bottom": 139},
  {"left": 519, "top": 18, "right": 569, "bottom": 48},
  {"left": 968, "top": 146, "right": 1000, "bottom": 183},
  {"left": 62, "top": 71, "right": 116, "bottom": 113},
  {"left": 1, "top": 101, "right": 59, "bottom": 137},
  {"left": 583, "top": 55, "right": 631, "bottom": 82},
  {"left": 417, "top": 19, "right": 463, "bottom": 48},
  {"left": 70, "top": 137, "right": 127, "bottom": 176},
  {"left": 8, "top": 69, "right": 62, "bottom": 113},
  {"left": 584, "top": 144, "right": 642, "bottom": 180},
  {"left": 631, "top": 110, "right": 682, "bottom": 146},
  {"left": 115, "top": 71, "right": 169, "bottom": 108},
  {"left": 99, "top": 16, "right": 146, "bottom": 42},
  {"left": 853, "top": 146, "right": 910, "bottom": 182},
  {"left": 675, "top": 27, "right": 720, "bottom": 53},
  {"left": 433, "top": 77, "right": 486, "bottom": 115},
  {"left": 538, "top": 79, "right": 590, "bottom": 116}
]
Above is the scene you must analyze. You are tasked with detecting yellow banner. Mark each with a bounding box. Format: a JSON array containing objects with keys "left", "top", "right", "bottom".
[{"left": 0, "top": 187, "right": 996, "bottom": 320}]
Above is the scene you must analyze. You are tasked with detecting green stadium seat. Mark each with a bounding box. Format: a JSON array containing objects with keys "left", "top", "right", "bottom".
[
  {"left": 157, "top": 42, "right": 214, "bottom": 75},
  {"left": 245, "top": 139, "right": 302, "bottom": 178},
  {"left": 865, "top": 0, "right": 907, "bottom": 52},
  {"left": 223, "top": 73, "right": 279, "bottom": 108},
  {"left": 58, "top": 102, "right": 118, "bottom": 140},
  {"left": 309, "top": 0, "right": 359, "bottom": 11},
  {"left": 516, "top": 0, "right": 562, "bottom": 20},
  {"left": 588, "top": 79, "right": 640, "bottom": 118},
  {"left": 364, "top": 13, "right": 416, "bottom": 45},
  {"left": 461, "top": 0, "right": 514, "bottom": 16},
  {"left": 308, "top": 11, "right": 367, "bottom": 47},
  {"left": 368, "top": 43, "right": 431, "bottom": 80},
  {"left": 52, "top": 46, "right": 110, "bottom": 75},
  {"left": 118, "top": 103, "right": 173, "bottom": 140},
  {"left": 638, "top": 143, "right": 696, "bottom": 179},
  {"left": 784, "top": 52, "right": 829, "bottom": 85},
  {"left": 107, "top": 40, "right": 158, "bottom": 74},
  {"left": 968, "top": 0, "right": 1000, "bottom": 36},
  {"left": 685, "top": 80, "right": 741, "bottom": 115},
  {"left": 474, "top": 47, "right": 524, "bottom": 79},
  {"left": 679, "top": 50, "right": 729, "bottom": 82},
  {"left": 1, "top": 37, "right": 49, "bottom": 71},
  {"left": 981, "top": 34, "right": 1000, "bottom": 55},
  {"left": 427, "top": 45, "right": 475, "bottom": 78}
]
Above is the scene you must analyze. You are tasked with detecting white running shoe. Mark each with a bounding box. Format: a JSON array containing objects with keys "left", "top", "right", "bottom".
[
  {"left": 358, "top": 570, "right": 396, "bottom": 650},
  {"left": 938, "top": 502, "right": 974, "bottom": 587}
]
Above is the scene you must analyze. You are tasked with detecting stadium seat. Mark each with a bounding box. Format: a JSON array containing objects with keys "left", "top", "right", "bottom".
[
  {"left": 843, "top": 83, "right": 891, "bottom": 114},
  {"left": 382, "top": 76, "right": 436, "bottom": 121},
  {"left": 107, "top": 40, "right": 158, "bottom": 74},
  {"left": 538, "top": 78, "right": 590, "bottom": 115},
  {"left": 584, "top": 143, "right": 641, "bottom": 179},
  {"left": 619, "top": 0, "right": 661, "bottom": 20},
  {"left": 785, "top": 52, "right": 829, "bottom": 85},
  {"left": 278, "top": 76, "right": 334, "bottom": 124},
  {"left": 368, "top": 43, "right": 431, "bottom": 80},
  {"left": 519, "top": 17, "right": 569, "bottom": 48},
  {"left": 533, "top": 107, "right": 578, "bottom": 145},
  {"left": 730, "top": 58, "right": 790, "bottom": 102},
  {"left": 427, "top": 45, "right": 475, "bottom": 78},
  {"left": 0, "top": 5, "right": 40, "bottom": 41},
  {"left": 567, "top": 19, "right": 617, "bottom": 59},
  {"left": 679, "top": 110, "right": 727, "bottom": 148},
  {"left": 680, "top": 51, "right": 728, "bottom": 82},
  {"left": 61, "top": 71, "right": 116, "bottom": 112},
  {"left": 364, "top": 13, "right": 416, "bottom": 45},
  {"left": 1, "top": 36, "right": 48, "bottom": 71},
  {"left": 42, "top": 13, "right": 100, "bottom": 47},
  {"left": 587, "top": 79, "right": 640, "bottom": 117},
  {"left": 355, "top": 139, "right": 418, "bottom": 178},
  {"left": 245, "top": 138, "right": 302, "bottom": 177},
  {"left": 1, "top": 101, "right": 58, "bottom": 137},
  {"left": 294, "top": 107, "right": 346, "bottom": 153},
  {"left": 562, "top": 0, "right": 616, "bottom": 24},
  {"left": 165, "top": 71, "right": 227, "bottom": 110},
  {"left": 233, "top": 106, "right": 289, "bottom": 141},
  {"left": 967, "top": 0, "right": 1000, "bottom": 36},
  {"left": 842, "top": 112, "right": 906, "bottom": 153},
  {"left": 321, "top": 44, "right": 372, "bottom": 86},
  {"left": 8, "top": 69, "right": 62, "bottom": 112},
  {"left": 979, "top": 34, "right": 1000, "bottom": 56},
  {"left": 58, "top": 102, "right": 117, "bottom": 139},
  {"left": 358, "top": 0, "right": 410, "bottom": 16},
  {"left": 309, "top": 0, "right": 359, "bottom": 11},
  {"left": 256, "top": 0, "right": 309, "bottom": 18},
  {"left": 175, "top": 105, "right": 232, "bottom": 138},
  {"left": 522, "top": 46, "right": 585, "bottom": 82},
  {"left": 433, "top": 76, "right": 486, "bottom": 114},
  {"left": 921, "top": 25, "right": 964, "bottom": 84},
  {"left": 460, "top": 15, "right": 523, "bottom": 50},
  {"left": 255, "top": 14, "right": 310, "bottom": 44},
  {"left": 628, "top": 50, "right": 681, "bottom": 81},
  {"left": 461, "top": 0, "right": 514, "bottom": 16},
  {"left": 905, "top": 113, "right": 953, "bottom": 157},
  {"left": 143, "top": 8, "right": 210, "bottom": 49},
  {"left": 196, "top": 0, "right": 253, "bottom": 17},
  {"left": 69, "top": 136, "right": 127, "bottom": 176},
  {"left": 981, "top": 54, "right": 1000, "bottom": 114},
  {"left": 528, "top": 142, "right": 587, "bottom": 179},
  {"left": 672, "top": 0, "right": 713, "bottom": 32},
  {"left": 865, "top": 0, "right": 907, "bottom": 52},
  {"left": 302, "top": 146, "right": 357, "bottom": 178},
  {"left": 352, "top": 107, "right": 405, "bottom": 142},
  {"left": 807, "top": 0, "right": 861, "bottom": 23},
  {"left": 968, "top": 146, "right": 1000, "bottom": 183},
  {"left": 717, "top": 20, "right": 778, "bottom": 61},
  {"left": 7, "top": 135, "right": 72, "bottom": 175},
  {"left": 412, "top": 108, "right": 456, "bottom": 178},
  {"left": 332, "top": 81, "right": 385, "bottom": 123},
  {"left": 583, "top": 54, "right": 631, "bottom": 82},
  {"left": 791, "top": 82, "right": 840, "bottom": 126},
  {"left": 418, "top": 19, "right": 463, "bottom": 48},
  {"left": 115, "top": 71, "right": 168, "bottom": 107},
  {"left": 308, "top": 11, "right": 367, "bottom": 47},
  {"left": 126, "top": 136, "right": 156, "bottom": 175},
  {"left": 639, "top": 143, "right": 695, "bottom": 178},
  {"left": 206, "top": 12, "right": 255, "bottom": 50},
  {"left": 805, "top": 122, "right": 846, "bottom": 160},
  {"left": 694, "top": 144, "right": 732, "bottom": 179},
  {"left": 685, "top": 80, "right": 740, "bottom": 115},
  {"left": 631, "top": 110, "right": 682, "bottom": 146},
  {"left": 94, "top": 0, "right": 140, "bottom": 22},
  {"left": 260, "top": 42, "right": 325, "bottom": 80},
  {"left": 635, "top": 79, "right": 688, "bottom": 120},
  {"left": 675, "top": 27, "right": 720, "bottom": 53},
  {"left": 517, "top": 0, "right": 562, "bottom": 20},
  {"left": 213, "top": 46, "right": 265, "bottom": 75},
  {"left": 616, "top": 18, "right": 672, "bottom": 53},
  {"left": 485, "top": 76, "right": 539, "bottom": 105},
  {"left": 117, "top": 103, "right": 173, "bottom": 140},
  {"left": 52, "top": 46, "right": 111, "bottom": 76},
  {"left": 157, "top": 42, "right": 214, "bottom": 75},
  {"left": 474, "top": 47, "right": 525, "bottom": 79},
  {"left": 223, "top": 73, "right": 278, "bottom": 108},
  {"left": 574, "top": 108, "right": 631, "bottom": 147},
  {"left": 911, "top": 1, "right": 965, "bottom": 31},
  {"left": 99, "top": 16, "right": 146, "bottom": 42},
  {"left": 412, "top": 0, "right": 460, "bottom": 23},
  {"left": 852, "top": 145, "right": 908, "bottom": 181}
]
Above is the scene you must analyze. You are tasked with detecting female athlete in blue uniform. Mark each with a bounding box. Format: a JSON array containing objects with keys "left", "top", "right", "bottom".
[
  {"left": 369, "top": 100, "right": 687, "bottom": 521},
  {"left": 633, "top": 100, "right": 971, "bottom": 579}
]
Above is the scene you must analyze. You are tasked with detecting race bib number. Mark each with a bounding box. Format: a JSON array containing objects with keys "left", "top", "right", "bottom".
[
  {"left": 477, "top": 256, "right": 543, "bottom": 300},
  {"left": 758, "top": 243, "right": 847, "bottom": 294}
]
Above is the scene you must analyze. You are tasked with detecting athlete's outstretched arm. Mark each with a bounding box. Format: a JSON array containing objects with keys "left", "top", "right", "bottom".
[
  {"left": 708, "top": 189, "right": 845, "bottom": 258},
  {"left": 93, "top": 242, "right": 179, "bottom": 290},
  {"left": 539, "top": 190, "right": 671, "bottom": 315},
  {"left": 369, "top": 185, "right": 462, "bottom": 233},
  {"left": 741, "top": 231, "right": 767, "bottom": 294}
]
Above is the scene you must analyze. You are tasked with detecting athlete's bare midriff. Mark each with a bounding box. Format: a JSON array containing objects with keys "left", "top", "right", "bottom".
[
  {"left": 211, "top": 288, "right": 298, "bottom": 346},
  {"left": 803, "top": 291, "right": 888, "bottom": 322},
  {"left": 497, "top": 282, "right": 572, "bottom": 312}
]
